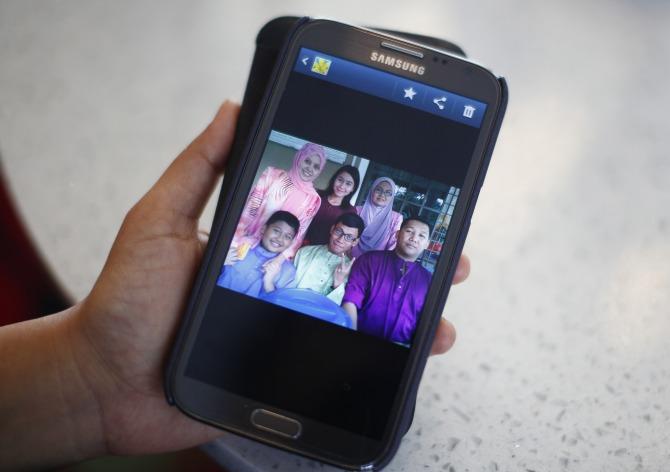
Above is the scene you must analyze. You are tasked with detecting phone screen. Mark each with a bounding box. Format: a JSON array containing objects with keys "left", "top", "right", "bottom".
[{"left": 184, "top": 47, "right": 487, "bottom": 440}]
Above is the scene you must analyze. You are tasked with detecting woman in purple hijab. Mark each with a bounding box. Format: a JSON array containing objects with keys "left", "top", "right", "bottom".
[{"left": 352, "top": 177, "right": 403, "bottom": 258}]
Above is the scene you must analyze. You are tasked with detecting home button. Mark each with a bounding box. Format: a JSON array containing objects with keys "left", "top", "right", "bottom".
[{"left": 250, "top": 409, "right": 302, "bottom": 439}]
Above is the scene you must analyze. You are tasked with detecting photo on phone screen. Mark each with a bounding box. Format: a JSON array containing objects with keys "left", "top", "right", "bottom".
[{"left": 215, "top": 129, "right": 460, "bottom": 346}]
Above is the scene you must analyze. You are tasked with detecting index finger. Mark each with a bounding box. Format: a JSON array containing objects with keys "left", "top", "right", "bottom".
[
  {"left": 430, "top": 318, "right": 457, "bottom": 356},
  {"left": 452, "top": 254, "right": 470, "bottom": 285}
]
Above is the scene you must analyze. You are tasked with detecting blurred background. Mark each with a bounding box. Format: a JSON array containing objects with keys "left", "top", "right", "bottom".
[{"left": 1, "top": 0, "right": 669, "bottom": 470}]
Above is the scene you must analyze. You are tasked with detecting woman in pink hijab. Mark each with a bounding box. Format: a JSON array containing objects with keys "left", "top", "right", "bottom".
[
  {"left": 231, "top": 142, "right": 325, "bottom": 259},
  {"left": 352, "top": 176, "right": 403, "bottom": 258}
]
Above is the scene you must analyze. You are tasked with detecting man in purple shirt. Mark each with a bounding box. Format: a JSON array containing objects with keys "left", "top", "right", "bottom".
[{"left": 342, "top": 217, "right": 433, "bottom": 344}]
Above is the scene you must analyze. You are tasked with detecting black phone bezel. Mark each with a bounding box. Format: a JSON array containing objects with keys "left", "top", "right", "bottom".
[{"left": 166, "top": 18, "right": 504, "bottom": 470}]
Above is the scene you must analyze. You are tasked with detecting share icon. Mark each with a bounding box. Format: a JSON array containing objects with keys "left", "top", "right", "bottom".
[{"left": 432, "top": 96, "right": 447, "bottom": 110}]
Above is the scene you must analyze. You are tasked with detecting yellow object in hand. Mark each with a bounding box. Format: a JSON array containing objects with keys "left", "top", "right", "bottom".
[{"left": 237, "top": 242, "right": 250, "bottom": 260}]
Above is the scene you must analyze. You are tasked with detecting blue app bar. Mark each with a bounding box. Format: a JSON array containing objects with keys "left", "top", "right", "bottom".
[{"left": 293, "top": 47, "right": 487, "bottom": 128}]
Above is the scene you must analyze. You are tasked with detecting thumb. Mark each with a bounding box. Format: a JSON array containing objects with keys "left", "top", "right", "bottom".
[{"left": 141, "top": 101, "right": 240, "bottom": 225}]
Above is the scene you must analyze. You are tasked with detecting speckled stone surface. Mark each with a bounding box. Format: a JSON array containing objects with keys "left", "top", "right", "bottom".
[{"left": 1, "top": 1, "right": 669, "bottom": 471}]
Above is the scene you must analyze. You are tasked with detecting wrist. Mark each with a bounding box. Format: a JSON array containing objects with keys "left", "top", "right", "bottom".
[
  {"left": 0, "top": 305, "right": 107, "bottom": 469},
  {"left": 57, "top": 303, "right": 109, "bottom": 459}
]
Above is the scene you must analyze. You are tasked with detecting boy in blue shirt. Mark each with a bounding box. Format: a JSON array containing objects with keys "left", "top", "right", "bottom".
[{"left": 217, "top": 210, "right": 298, "bottom": 297}]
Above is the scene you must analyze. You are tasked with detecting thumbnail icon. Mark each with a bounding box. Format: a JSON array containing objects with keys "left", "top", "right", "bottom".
[{"left": 311, "top": 56, "right": 332, "bottom": 75}]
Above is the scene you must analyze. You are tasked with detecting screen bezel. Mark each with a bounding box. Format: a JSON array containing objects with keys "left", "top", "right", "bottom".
[{"left": 168, "top": 19, "right": 502, "bottom": 469}]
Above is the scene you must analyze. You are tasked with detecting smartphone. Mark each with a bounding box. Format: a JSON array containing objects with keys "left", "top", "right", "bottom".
[{"left": 166, "top": 17, "right": 506, "bottom": 470}]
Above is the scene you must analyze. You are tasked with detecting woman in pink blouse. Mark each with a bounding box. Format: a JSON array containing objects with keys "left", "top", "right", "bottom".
[
  {"left": 231, "top": 143, "right": 325, "bottom": 258},
  {"left": 351, "top": 176, "right": 403, "bottom": 258}
]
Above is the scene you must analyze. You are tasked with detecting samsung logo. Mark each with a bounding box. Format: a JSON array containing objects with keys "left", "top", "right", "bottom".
[{"left": 370, "top": 51, "right": 425, "bottom": 75}]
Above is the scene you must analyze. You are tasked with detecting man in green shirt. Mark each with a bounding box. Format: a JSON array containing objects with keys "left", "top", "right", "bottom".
[{"left": 293, "top": 213, "right": 365, "bottom": 304}]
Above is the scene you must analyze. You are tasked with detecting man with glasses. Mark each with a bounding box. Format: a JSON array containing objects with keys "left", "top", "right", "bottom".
[{"left": 292, "top": 213, "right": 365, "bottom": 304}]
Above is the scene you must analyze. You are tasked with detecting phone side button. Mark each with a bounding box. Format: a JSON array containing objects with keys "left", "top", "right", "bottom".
[{"left": 250, "top": 408, "right": 303, "bottom": 439}]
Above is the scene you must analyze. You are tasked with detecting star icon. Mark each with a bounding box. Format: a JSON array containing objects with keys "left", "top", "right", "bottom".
[{"left": 403, "top": 87, "right": 417, "bottom": 100}]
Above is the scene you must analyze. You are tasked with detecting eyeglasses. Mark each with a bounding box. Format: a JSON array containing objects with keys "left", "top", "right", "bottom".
[
  {"left": 373, "top": 187, "right": 394, "bottom": 198},
  {"left": 332, "top": 227, "right": 357, "bottom": 243}
]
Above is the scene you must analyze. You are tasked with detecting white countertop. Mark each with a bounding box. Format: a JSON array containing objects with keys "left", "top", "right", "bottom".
[{"left": 2, "top": 1, "right": 669, "bottom": 470}]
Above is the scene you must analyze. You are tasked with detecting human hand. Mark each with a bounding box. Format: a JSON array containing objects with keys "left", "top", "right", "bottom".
[
  {"left": 0, "top": 100, "right": 471, "bottom": 470},
  {"left": 224, "top": 246, "right": 242, "bottom": 265},
  {"left": 11, "top": 99, "right": 469, "bottom": 465},
  {"left": 68, "top": 101, "right": 241, "bottom": 456},
  {"left": 261, "top": 256, "right": 283, "bottom": 290},
  {"left": 431, "top": 254, "right": 469, "bottom": 356},
  {"left": 332, "top": 255, "right": 355, "bottom": 288}
]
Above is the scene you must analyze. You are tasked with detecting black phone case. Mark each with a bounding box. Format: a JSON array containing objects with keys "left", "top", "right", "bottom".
[{"left": 165, "top": 16, "right": 508, "bottom": 471}]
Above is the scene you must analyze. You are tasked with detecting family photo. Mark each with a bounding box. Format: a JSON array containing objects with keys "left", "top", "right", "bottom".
[{"left": 217, "top": 130, "right": 461, "bottom": 346}]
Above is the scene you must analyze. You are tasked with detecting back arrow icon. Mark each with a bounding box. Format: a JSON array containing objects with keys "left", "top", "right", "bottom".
[
  {"left": 433, "top": 96, "right": 447, "bottom": 110},
  {"left": 302, "top": 57, "right": 309, "bottom": 66}
]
